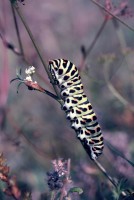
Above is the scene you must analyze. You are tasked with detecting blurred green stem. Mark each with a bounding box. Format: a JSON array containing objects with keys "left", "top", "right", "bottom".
[{"left": 51, "top": 191, "right": 56, "bottom": 200}]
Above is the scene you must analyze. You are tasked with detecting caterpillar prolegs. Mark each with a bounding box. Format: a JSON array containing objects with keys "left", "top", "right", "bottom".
[{"left": 49, "top": 59, "right": 104, "bottom": 160}]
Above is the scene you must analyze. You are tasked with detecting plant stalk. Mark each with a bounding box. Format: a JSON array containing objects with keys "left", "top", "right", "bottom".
[
  {"left": 90, "top": 0, "right": 134, "bottom": 32},
  {"left": 11, "top": 3, "right": 25, "bottom": 58},
  {"left": 14, "top": 5, "right": 63, "bottom": 104}
]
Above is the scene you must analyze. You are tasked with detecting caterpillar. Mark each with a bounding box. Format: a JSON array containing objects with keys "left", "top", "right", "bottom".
[{"left": 48, "top": 59, "right": 104, "bottom": 160}]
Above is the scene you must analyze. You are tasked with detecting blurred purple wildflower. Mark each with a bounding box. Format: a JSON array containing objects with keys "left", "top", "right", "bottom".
[
  {"left": 46, "top": 159, "right": 68, "bottom": 191},
  {"left": 47, "top": 171, "right": 64, "bottom": 190},
  {"left": 97, "top": 0, "right": 133, "bottom": 19}
]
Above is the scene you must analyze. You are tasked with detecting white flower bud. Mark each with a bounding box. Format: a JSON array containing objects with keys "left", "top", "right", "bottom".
[
  {"left": 25, "top": 76, "right": 33, "bottom": 81},
  {"left": 25, "top": 66, "right": 35, "bottom": 75}
]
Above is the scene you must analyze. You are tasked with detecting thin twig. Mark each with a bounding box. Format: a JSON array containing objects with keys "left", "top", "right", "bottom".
[
  {"left": 0, "top": 33, "right": 21, "bottom": 55},
  {"left": 19, "top": 80, "right": 60, "bottom": 102},
  {"left": 94, "top": 159, "right": 127, "bottom": 197},
  {"left": 11, "top": 71, "right": 60, "bottom": 101},
  {"left": 90, "top": 0, "right": 134, "bottom": 32},
  {"left": 112, "top": 19, "right": 127, "bottom": 50},
  {"left": 105, "top": 140, "right": 134, "bottom": 167},
  {"left": 10, "top": 3, "right": 25, "bottom": 58},
  {"left": 51, "top": 191, "right": 56, "bottom": 200},
  {"left": 59, "top": 183, "right": 66, "bottom": 200},
  {"left": 80, "top": 18, "right": 107, "bottom": 71},
  {"left": 86, "top": 18, "right": 107, "bottom": 58},
  {"left": 112, "top": 19, "right": 134, "bottom": 102},
  {"left": 103, "top": 61, "right": 134, "bottom": 113},
  {"left": 59, "top": 159, "right": 71, "bottom": 200},
  {"left": 7, "top": 114, "right": 51, "bottom": 160},
  {"left": 94, "top": 159, "right": 117, "bottom": 187},
  {"left": 66, "top": 158, "right": 71, "bottom": 179},
  {"left": 14, "top": 5, "right": 63, "bottom": 104}
]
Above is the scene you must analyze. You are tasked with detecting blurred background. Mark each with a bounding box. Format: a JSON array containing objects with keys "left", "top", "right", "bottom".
[{"left": 0, "top": 0, "right": 134, "bottom": 199}]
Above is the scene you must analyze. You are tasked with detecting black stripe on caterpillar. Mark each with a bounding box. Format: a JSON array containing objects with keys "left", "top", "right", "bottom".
[{"left": 48, "top": 59, "right": 104, "bottom": 160}]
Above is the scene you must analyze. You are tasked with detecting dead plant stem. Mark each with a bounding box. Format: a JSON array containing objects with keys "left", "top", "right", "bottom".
[
  {"left": 14, "top": 5, "right": 63, "bottom": 104},
  {"left": 11, "top": 4, "right": 25, "bottom": 58},
  {"left": 90, "top": 0, "right": 134, "bottom": 32}
]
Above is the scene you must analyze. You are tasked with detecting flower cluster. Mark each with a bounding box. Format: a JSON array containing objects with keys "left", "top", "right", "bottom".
[
  {"left": 101, "top": 0, "right": 133, "bottom": 19},
  {"left": 47, "top": 171, "right": 64, "bottom": 190},
  {"left": 52, "top": 159, "right": 68, "bottom": 177},
  {"left": 25, "top": 66, "right": 35, "bottom": 76},
  {"left": 24, "top": 66, "right": 36, "bottom": 82},
  {"left": 46, "top": 159, "right": 68, "bottom": 190}
]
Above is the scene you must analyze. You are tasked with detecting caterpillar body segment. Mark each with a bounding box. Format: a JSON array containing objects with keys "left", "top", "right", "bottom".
[
  {"left": 48, "top": 59, "right": 104, "bottom": 160},
  {"left": 60, "top": 75, "right": 81, "bottom": 90},
  {"left": 63, "top": 94, "right": 88, "bottom": 111},
  {"left": 71, "top": 112, "right": 97, "bottom": 130},
  {"left": 66, "top": 102, "right": 93, "bottom": 120},
  {"left": 61, "top": 83, "right": 84, "bottom": 98}
]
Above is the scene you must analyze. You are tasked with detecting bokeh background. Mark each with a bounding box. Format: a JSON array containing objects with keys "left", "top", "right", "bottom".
[{"left": 0, "top": 0, "right": 134, "bottom": 199}]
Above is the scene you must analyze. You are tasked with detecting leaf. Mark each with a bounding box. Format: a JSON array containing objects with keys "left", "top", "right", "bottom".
[
  {"left": 10, "top": 0, "right": 17, "bottom": 4},
  {"left": 68, "top": 187, "right": 83, "bottom": 195},
  {"left": 112, "top": 179, "right": 128, "bottom": 200}
]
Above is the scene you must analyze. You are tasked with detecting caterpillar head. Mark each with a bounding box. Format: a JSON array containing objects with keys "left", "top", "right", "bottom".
[{"left": 49, "top": 60, "right": 59, "bottom": 84}]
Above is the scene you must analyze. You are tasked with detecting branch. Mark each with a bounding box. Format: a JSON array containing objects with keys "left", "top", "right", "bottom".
[
  {"left": 13, "top": 5, "right": 63, "bottom": 105},
  {"left": 10, "top": 3, "right": 25, "bottom": 58},
  {"left": 90, "top": 0, "right": 134, "bottom": 32},
  {"left": 22, "top": 80, "right": 60, "bottom": 102},
  {"left": 105, "top": 140, "right": 134, "bottom": 167},
  {"left": 103, "top": 61, "right": 134, "bottom": 113},
  {"left": 80, "top": 18, "right": 107, "bottom": 71},
  {"left": 59, "top": 159, "right": 71, "bottom": 200},
  {"left": 0, "top": 33, "right": 21, "bottom": 55},
  {"left": 94, "top": 159, "right": 117, "bottom": 187},
  {"left": 7, "top": 114, "right": 51, "bottom": 160},
  {"left": 10, "top": 70, "right": 60, "bottom": 102},
  {"left": 86, "top": 18, "right": 107, "bottom": 56}
]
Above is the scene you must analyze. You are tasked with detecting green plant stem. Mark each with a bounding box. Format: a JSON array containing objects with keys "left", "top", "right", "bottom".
[
  {"left": 90, "top": 0, "right": 134, "bottom": 32},
  {"left": 11, "top": 4, "right": 25, "bottom": 58},
  {"left": 51, "top": 191, "right": 56, "bottom": 200},
  {"left": 14, "top": 5, "right": 63, "bottom": 105},
  {"left": 59, "top": 159, "right": 71, "bottom": 200}
]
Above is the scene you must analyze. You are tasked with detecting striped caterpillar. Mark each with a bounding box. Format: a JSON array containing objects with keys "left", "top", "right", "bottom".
[{"left": 49, "top": 59, "right": 104, "bottom": 160}]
